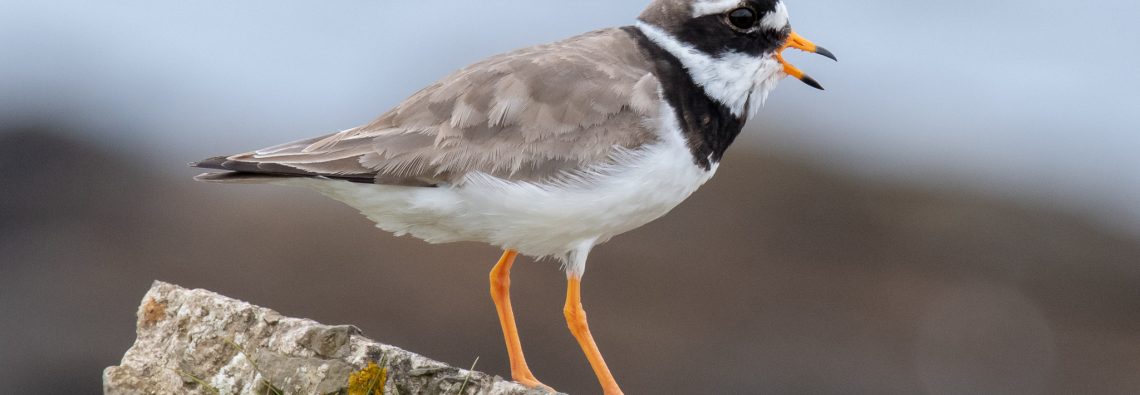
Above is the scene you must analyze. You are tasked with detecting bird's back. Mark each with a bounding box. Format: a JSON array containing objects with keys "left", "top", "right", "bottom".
[{"left": 194, "top": 28, "right": 664, "bottom": 187}]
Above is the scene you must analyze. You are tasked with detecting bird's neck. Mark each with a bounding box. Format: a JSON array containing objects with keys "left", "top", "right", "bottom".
[
  {"left": 625, "top": 24, "right": 754, "bottom": 170},
  {"left": 634, "top": 21, "right": 784, "bottom": 120}
]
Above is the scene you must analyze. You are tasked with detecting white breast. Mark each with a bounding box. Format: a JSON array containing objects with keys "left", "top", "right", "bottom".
[{"left": 279, "top": 100, "right": 715, "bottom": 275}]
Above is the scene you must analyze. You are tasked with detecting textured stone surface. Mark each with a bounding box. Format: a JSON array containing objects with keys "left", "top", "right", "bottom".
[{"left": 104, "top": 281, "right": 557, "bottom": 395}]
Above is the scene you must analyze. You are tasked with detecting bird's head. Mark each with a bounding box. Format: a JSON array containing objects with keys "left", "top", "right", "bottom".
[{"left": 637, "top": 0, "right": 836, "bottom": 116}]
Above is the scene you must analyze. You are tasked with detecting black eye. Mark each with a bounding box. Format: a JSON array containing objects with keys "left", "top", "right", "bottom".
[{"left": 727, "top": 7, "right": 758, "bottom": 30}]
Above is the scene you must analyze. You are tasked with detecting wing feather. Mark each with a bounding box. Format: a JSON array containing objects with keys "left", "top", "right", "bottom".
[{"left": 199, "top": 28, "right": 662, "bottom": 186}]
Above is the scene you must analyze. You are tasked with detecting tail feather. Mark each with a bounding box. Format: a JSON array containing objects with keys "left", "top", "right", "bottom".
[
  {"left": 193, "top": 172, "right": 291, "bottom": 184},
  {"left": 190, "top": 155, "right": 378, "bottom": 184}
]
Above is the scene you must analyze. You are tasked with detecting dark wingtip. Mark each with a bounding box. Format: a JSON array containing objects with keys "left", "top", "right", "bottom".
[
  {"left": 190, "top": 156, "right": 229, "bottom": 170},
  {"left": 815, "top": 46, "right": 838, "bottom": 62},
  {"left": 801, "top": 75, "right": 825, "bottom": 91}
]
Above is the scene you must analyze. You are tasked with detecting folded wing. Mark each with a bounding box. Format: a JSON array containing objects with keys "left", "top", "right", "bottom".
[{"left": 195, "top": 28, "right": 662, "bottom": 186}]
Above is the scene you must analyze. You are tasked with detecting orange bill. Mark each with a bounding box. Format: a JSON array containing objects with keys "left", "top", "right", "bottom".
[{"left": 777, "top": 31, "right": 837, "bottom": 90}]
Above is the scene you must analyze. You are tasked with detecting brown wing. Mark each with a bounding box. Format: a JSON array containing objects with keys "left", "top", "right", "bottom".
[{"left": 195, "top": 28, "right": 662, "bottom": 186}]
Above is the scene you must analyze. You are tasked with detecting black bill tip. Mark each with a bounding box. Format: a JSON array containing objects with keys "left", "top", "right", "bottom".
[
  {"left": 800, "top": 75, "right": 825, "bottom": 90},
  {"left": 815, "top": 46, "right": 838, "bottom": 62}
]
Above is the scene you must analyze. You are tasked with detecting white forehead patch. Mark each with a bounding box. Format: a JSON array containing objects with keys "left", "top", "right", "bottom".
[
  {"left": 760, "top": 2, "right": 790, "bottom": 30},
  {"left": 691, "top": 0, "right": 742, "bottom": 18}
]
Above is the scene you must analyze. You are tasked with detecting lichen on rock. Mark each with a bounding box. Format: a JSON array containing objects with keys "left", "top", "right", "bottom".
[{"left": 347, "top": 362, "right": 387, "bottom": 395}]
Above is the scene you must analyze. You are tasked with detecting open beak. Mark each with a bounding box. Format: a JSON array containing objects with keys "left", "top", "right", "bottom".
[{"left": 777, "top": 31, "right": 837, "bottom": 90}]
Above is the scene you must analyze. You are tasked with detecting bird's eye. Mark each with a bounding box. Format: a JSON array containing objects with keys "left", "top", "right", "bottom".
[{"left": 726, "top": 7, "right": 758, "bottom": 30}]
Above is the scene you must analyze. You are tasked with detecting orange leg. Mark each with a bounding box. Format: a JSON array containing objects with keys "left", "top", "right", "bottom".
[
  {"left": 564, "top": 275, "right": 624, "bottom": 395},
  {"left": 490, "top": 250, "right": 553, "bottom": 392}
]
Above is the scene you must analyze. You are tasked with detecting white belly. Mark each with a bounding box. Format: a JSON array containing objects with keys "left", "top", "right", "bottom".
[
  {"left": 286, "top": 136, "right": 713, "bottom": 252},
  {"left": 450, "top": 137, "right": 715, "bottom": 257}
]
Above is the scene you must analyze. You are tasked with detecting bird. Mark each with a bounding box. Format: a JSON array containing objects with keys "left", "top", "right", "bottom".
[{"left": 192, "top": 1, "right": 834, "bottom": 393}]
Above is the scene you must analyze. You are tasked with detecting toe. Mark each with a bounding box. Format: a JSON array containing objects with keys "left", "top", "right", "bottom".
[{"left": 515, "top": 377, "right": 556, "bottom": 393}]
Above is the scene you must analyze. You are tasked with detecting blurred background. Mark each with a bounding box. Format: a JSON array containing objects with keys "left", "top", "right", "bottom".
[{"left": 2, "top": 0, "right": 1139, "bottom": 393}]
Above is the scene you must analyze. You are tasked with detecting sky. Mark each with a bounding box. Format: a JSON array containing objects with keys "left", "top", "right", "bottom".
[{"left": 1, "top": 0, "right": 1138, "bottom": 234}]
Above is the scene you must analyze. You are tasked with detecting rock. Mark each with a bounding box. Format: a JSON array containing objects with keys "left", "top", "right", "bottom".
[{"left": 104, "top": 281, "right": 557, "bottom": 395}]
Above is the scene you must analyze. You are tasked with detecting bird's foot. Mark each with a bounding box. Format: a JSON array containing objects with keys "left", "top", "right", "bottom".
[{"left": 513, "top": 375, "right": 556, "bottom": 393}]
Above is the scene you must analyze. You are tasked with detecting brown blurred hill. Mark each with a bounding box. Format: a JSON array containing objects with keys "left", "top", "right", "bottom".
[{"left": 2, "top": 128, "right": 1139, "bottom": 394}]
